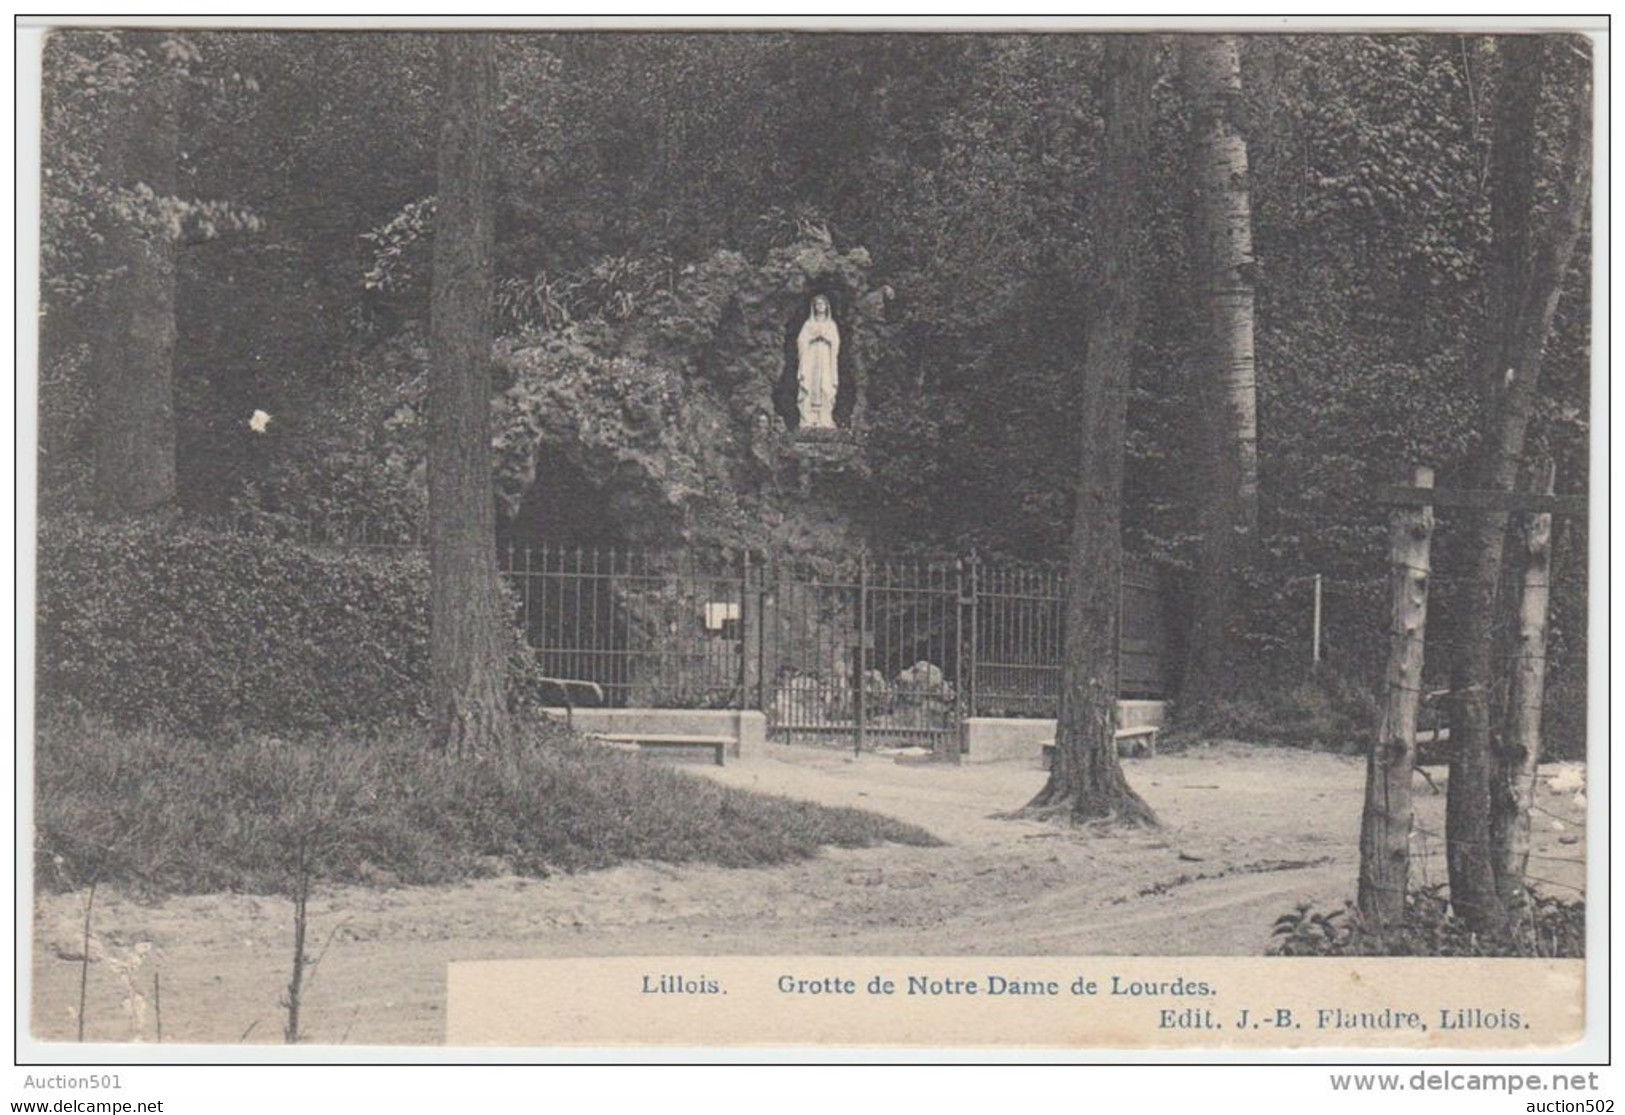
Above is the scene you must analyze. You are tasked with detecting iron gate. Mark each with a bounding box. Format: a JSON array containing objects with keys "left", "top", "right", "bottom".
[
  {"left": 755, "top": 558, "right": 966, "bottom": 753},
  {"left": 497, "top": 544, "right": 1170, "bottom": 753}
]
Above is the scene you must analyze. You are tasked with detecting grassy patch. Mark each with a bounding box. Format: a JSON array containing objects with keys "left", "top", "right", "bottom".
[{"left": 35, "top": 715, "right": 940, "bottom": 897}]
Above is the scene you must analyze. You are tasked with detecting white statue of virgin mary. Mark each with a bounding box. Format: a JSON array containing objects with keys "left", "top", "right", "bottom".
[{"left": 796, "top": 294, "right": 840, "bottom": 429}]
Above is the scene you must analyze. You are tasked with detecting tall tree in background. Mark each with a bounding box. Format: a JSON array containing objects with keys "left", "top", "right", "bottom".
[
  {"left": 1446, "top": 35, "right": 1591, "bottom": 932},
  {"left": 1180, "top": 34, "right": 1259, "bottom": 699},
  {"left": 429, "top": 33, "right": 510, "bottom": 754},
  {"left": 92, "top": 31, "right": 180, "bottom": 520},
  {"left": 1026, "top": 35, "right": 1158, "bottom": 825}
]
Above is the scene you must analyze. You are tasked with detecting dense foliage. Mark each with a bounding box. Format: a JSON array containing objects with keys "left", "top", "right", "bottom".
[
  {"left": 36, "top": 516, "right": 561, "bottom": 733},
  {"left": 37, "top": 516, "right": 430, "bottom": 730},
  {"left": 37, "top": 31, "right": 1591, "bottom": 708}
]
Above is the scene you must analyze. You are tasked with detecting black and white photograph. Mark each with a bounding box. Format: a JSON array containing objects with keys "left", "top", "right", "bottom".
[{"left": 17, "top": 15, "right": 1603, "bottom": 1069}]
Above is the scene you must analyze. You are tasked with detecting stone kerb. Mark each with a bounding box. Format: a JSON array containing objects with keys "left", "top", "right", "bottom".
[{"left": 547, "top": 707, "right": 766, "bottom": 760}]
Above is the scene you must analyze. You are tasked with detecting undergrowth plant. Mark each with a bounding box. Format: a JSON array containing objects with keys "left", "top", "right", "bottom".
[{"left": 1269, "top": 884, "right": 1585, "bottom": 958}]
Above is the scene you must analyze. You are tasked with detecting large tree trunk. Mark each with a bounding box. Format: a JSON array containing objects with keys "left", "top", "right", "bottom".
[
  {"left": 1025, "top": 35, "right": 1157, "bottom": 825},
  {"left": 1180, "top": 34, "right": 1260, "bottom": 701},
  {"left": 429, "top": 33, "right": 509, "bottom": 755},
  {"left": 1446, "top": 36, "right": 1591, "bottom": 933},
  {"left": 92, "top": 31, "right": 178, "bottom": 520}
]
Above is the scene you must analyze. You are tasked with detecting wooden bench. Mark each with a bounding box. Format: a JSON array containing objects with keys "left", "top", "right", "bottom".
[
  {"left": 587, "top": 733, "right": 729, "bottom": 767},
  {"left": 1041, "top": 725, "right": 1160, "bottom": 768}
]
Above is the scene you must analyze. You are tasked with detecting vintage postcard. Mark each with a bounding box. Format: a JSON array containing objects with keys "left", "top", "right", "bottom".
[{"left": 17, "top": 16, "right": 1604, "bottom": 1066}]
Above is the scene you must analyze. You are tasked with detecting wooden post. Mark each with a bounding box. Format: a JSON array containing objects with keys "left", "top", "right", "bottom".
[
  {"left": 1311, "top": 573, "right": 1323, "bottom": 671},
  {"left": 756, "top": 573, "right": 769, "bottom": 713},
  {"left": 1357, "top": 465, "right": 1435, "bottom": 928},
  {"left": 945, "top": 558, "right": 966, "bottom": 764},
  {"left": 737, "top": 550, "right": 751, "bottom": 712},
  {"left": 1493, "top": 459, "right": 1557, "bottom": 904},
  {"left": 966, "top": 552, "right": 979, "bottom": 719},
  {"left": 854, "top": 555, "right": 868, "bottom": 759}
]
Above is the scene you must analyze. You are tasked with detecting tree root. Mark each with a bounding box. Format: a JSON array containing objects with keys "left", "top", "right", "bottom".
[{"left": 1012, "top": 787, "right": 1159, "bottom": 828}]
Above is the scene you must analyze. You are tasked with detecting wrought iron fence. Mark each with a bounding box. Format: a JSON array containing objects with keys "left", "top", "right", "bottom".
[
  {"left": 277, "top": 516, "right": 1174, "bottom": 750},
  {"left": 963, "top": 560, "right": 1168, "bottom": 718},
  {"left": 500, "top": 545, "right": 1172, "bottom": 750},
  {"left": 510, "top": 543, "right": 749, "bottom": 711}
]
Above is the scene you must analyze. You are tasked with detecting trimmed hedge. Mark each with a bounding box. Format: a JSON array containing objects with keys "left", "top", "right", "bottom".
[{"left": 37, "top": 516, "right": 445, "bottom": 733}]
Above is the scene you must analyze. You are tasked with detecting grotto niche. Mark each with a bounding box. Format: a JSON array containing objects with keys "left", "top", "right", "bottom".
[
  {"left": 774, "top": 285, "right": 860, "bottom": 435},
  {"left": 495, "top": 240, "right": 887, "bottom": 563}
]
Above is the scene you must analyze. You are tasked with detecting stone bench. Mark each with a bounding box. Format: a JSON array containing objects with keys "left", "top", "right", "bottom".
[{"left": 1115, "top": 724, "right": 1159, "bottom": 757}]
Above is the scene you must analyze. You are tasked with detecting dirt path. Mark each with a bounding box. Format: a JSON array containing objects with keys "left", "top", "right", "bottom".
[{"left": 30, "top": 743, "right": 1586, "bottom": 1047}]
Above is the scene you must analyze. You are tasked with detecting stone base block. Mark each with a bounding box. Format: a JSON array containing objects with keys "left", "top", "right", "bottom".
[{"left": 964, "top": 701, "right": 1170, "bottom": 765}]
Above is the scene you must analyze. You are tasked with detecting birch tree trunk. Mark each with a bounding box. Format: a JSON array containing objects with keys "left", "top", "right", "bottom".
[
  {"left": 429, "top": 33, "right": 510, "bottom": 755},
  {"left": 1446, "top": 36, "right": 1591, "bottom": 933},
  {"left": 1490, "top": 459, "right": 1556, "bottom": 906},
  {"left": 1025, "top": 34, "right": 1157, "bottom": 825},
  {"left": 92, "top": 31, "right": 178, "bottom": 520},
  {"left": 1357, "top": 466, "right": 1434, "bottom": 928},
  {"left": 1180, "top": 34, "right": 1260, "bottom": 701}
]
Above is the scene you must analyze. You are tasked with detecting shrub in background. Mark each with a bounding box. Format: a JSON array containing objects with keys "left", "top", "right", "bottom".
[
  {"left": 1542, "top": 668, "right": 1587, "bottom": 762},
  {"left": 1165, "top": 667, "right": 1378, "bottom": 751},
  {"left": 37, "top": 515, "right": 541, "bottom": 735}
]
